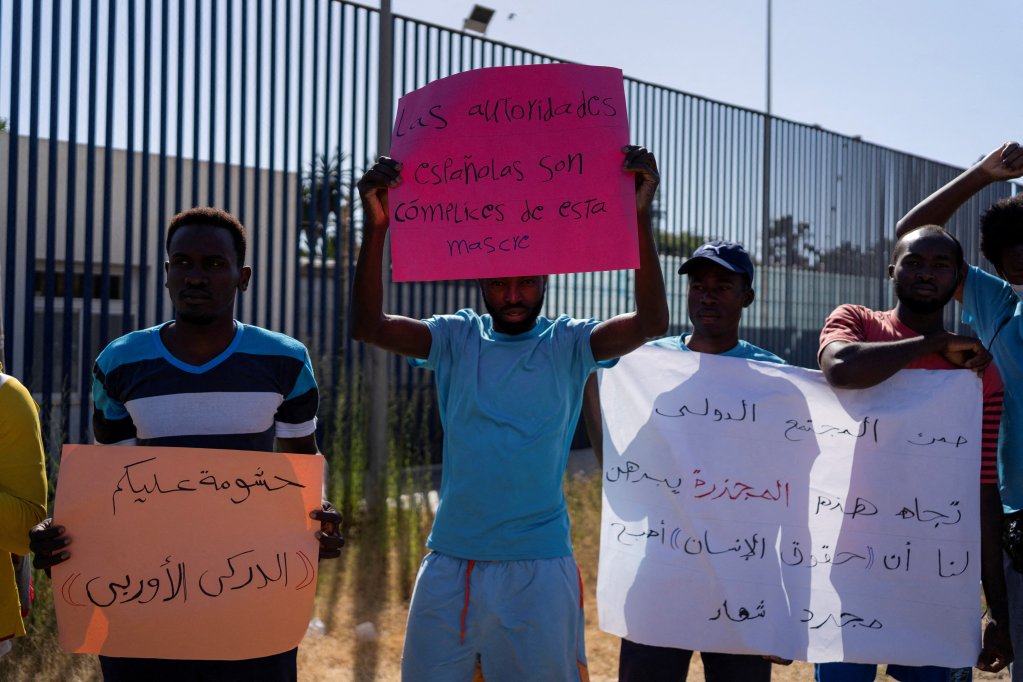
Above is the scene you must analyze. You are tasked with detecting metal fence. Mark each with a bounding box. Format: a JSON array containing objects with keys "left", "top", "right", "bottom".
[{"left": 1, "top": 0, "right": 1018, "bottom": 460}]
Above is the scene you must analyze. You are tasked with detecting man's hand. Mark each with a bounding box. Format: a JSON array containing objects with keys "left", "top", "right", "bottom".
[
  {"left": 976, "top": 615, "right": 1013, "bottom": 672},
  {"left": 762, "top": 655, "right": 793, "bottom": 665},
  {"left": 978, "top": 141, "right": 1023, "bottom": 183},
  {"left": 311, "top": 501, "right": 344, "bottom": 561},
  {"left": 356, "top": 156, "right": 402, "bottom": 230},
  {"left": 936, "top": 332, "right": 992, "bottom": 375},
  {"left": 623, "top": 145, "right": 659, "bottom": 215},
  {"left": 28, "top": 518, "right": 70, "bottom": 576}
]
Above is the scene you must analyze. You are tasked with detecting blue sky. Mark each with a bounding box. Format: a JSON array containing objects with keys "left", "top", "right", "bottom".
[{"left": 390, "top": 0, "right": 1022, "bottom": 168}]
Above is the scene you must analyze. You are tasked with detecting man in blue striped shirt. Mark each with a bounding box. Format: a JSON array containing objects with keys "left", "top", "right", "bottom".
[{"left": 31, "top": 207, "right": 343, "bottom": 681}]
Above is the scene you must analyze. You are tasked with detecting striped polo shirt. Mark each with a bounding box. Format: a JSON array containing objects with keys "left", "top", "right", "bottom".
[{"left": 92, "top": 321, "right": 318, "bottom": 451}]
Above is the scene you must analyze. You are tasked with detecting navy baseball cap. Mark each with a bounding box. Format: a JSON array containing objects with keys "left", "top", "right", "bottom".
[{"left": 678, "top": 239, "right": 755, "bottom": 281}]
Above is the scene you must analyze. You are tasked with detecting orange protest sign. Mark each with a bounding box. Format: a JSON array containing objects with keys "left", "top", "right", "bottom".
[{"left": 51, "top": 444, "right": 323, "bottom": 660}]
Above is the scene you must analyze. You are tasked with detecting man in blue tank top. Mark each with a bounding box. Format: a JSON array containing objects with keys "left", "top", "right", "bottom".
[{"left": 353, "top": 146, "right": 668, "bottom": 681}]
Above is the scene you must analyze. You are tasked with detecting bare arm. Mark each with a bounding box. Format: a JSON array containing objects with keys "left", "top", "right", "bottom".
[
  {"left": 351, "top": 157, "right": 433, "bottom": 359},
  {"left": 590, "top": 146, "right": 669, "bottom": 362},
  {"left": 581, "top": 374, "right": 603, "bottom": 468},
  {"left": 277, "top": 433, "right": 344, "bottom": 560},
  {"left": 820, "top": 334, "right": 991, "bottom": 389},
  {"left": 276, "top": 433, "right": 319, "bottom": 455},
  {"left": 896, "top": 141, "right": 1023, "bottom": 239}
]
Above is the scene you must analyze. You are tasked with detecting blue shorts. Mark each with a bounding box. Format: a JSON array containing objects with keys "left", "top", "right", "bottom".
[
  {"left": 814, "top": 662, "right": 972, "bottom": 682},
  {"left": 401, "top": 552, "right": 587, "bottom": 681}
]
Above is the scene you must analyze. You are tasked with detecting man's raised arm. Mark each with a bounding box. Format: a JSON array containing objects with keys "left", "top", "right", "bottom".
[
  {"left": 896, "top": 141, "right": 1023, "bottom": 239},
  {"left": 589, "top": 146, "right": 669, "bottom": 362},
  {"left": 351, "top": 157, "right": 433, "bottom": 359}
]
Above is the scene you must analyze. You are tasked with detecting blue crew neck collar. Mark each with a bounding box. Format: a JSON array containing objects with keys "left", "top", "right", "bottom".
[
  {"left": 486, "top": 315, "right": 543, "bottom": 342},
  {"left": 152, "top": 320, "right": 244, "bottom": 373}
]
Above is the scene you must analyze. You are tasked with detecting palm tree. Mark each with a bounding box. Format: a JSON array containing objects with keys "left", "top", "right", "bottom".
[{"left": 300, "top": 149, "right": 351, "bottom": 259}]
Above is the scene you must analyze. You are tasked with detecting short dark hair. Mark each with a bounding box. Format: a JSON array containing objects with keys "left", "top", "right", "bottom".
[
  {"left": 980, "top": 194, "right": 1023, "bottom": 270},
  {"left": 166, "top": 207, "right": 247, "bottom": 265},
  {"left": 891, "top": 224, "right": 964, "bottom": 268}
]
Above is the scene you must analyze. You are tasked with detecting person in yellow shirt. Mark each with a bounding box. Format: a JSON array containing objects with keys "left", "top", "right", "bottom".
[{"left": 0, "top": 365, "right": 47, "bottom": 656}]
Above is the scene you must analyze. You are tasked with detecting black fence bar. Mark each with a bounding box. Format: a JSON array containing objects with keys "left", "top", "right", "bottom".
[
  {"left": 23, "top": 0, "right": 41, "bottom": 391},
  {"left": 3, "top": 0, "right": 23, "bottom": 372}
]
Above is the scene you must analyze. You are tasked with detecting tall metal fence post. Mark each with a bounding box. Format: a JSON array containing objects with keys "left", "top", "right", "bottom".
[{"left": 367, "top": 0, "right": 393, "bottom": 512}]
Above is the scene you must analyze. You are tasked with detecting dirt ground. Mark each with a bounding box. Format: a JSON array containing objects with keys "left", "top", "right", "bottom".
[{"left": 297, "top": 553, "right": 1009, "bottom": 681}]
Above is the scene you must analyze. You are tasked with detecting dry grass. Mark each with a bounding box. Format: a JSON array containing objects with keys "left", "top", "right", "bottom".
[{"left": 1, "top": 469, "right": 1011, "bottom": 681}]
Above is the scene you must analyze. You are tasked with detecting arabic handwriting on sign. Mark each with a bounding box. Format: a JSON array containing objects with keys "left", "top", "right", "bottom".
[
  {"left": 611, "top": 523, "right": 767, "bottom": 562},
  {"left": 110, "top": 459, "right": 306, "bottom": 514},
  {"left": 881, "top": 542, "right": 912, "bottom": 572},
  {"left": 67, "top": 549, "right": 317, "bottom": 609},
  {"left": 937, "top": 548, "right": 970, "bottom": 578},
  {"left": 783, "top": 416, "right": 879, "bottom": 443},
  {"left": 693, "top": 470, "right": 791, "bottom": 506},
  {"left": 815, "top": 494, "right": 878, "bottom": 519},
  {"left": 111, "top": 457, "right": 197, "bottom": 514},
  {"left": 907, "top": 432, "right": 968, "bottom": 448},
  {"left": 611, "top": 520, "right": 670, "bottom": 547},
  {"left": 780, "top": 541, "right": 874, "bottom": 569},
  {"left": 654, "top": 397, "right": 757, "bottom": 423},
  {"left": 801, "top": 609, "right": 883, "bottom": 630},
  {"left": 82, "top": 555, "right": 187, "bottom": 607},
  {"left": 895, "top": 498, "right": 962, "bottom": 528},
  {"left": 709, "top": 599, "right": 766, "bottom": 622},
  {"left": 604, "top": 461, "right": 682, "bottom": 494},
  {"left": 680, "top": 530, "right": 767, "bottom": 562}
]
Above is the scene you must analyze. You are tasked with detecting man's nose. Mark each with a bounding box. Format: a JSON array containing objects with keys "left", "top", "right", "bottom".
[
  {"left": 184, "top": 267, "right": 207, "bottom": 284},
  {"left": 505, "top": 284, "right": 522, "bottom": 303}
]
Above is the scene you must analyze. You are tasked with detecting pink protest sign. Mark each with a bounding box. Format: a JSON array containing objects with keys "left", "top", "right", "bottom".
[
  {"left": 52, "top": 445, "right": 323, "bottom": 660},
  {"left": 388, "top": 63, "right": 637, "bottom": 282}
]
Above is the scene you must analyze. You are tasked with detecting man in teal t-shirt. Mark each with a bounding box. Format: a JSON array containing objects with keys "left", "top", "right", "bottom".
[
  {"left": 895, "top": 140, "right": 1023, "bottom": 679},
  {"left": 583, "top": 239, "right": 785, "bottom": 682},
  {"left": 352, "top": 146, "right": 669, "bottom": 681}
]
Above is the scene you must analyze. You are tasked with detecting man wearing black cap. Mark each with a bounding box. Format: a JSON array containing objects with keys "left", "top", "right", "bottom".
[{"left": 583, "top": 239, "right": 783, "bottom": 681}]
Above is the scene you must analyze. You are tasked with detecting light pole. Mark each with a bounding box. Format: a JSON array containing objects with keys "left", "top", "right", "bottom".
[{"left": 761, "top": 0, "right": 772, "bottom": 329}]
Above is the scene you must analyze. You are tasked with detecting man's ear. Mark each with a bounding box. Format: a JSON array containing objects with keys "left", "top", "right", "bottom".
[
  {"left": 238, "top": 266, "right": 252, "bottom": 292},
  {"left": 888, "top": 263, "right": 895, "bottom": 280},
  {"left": 743, "top": 287, "right": 755, "bottom": 308},
  {"left": 164, "top": 261, "right": 169, "bottom": 287}
]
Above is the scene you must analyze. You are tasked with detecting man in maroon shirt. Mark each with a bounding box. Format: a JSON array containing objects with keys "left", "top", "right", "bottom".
[{"left": 816, "top": 226, "right": 1011, "bottom": 681}]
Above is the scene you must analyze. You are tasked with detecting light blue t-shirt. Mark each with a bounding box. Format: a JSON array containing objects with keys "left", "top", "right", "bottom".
[
  {"left": 411, "top": 309, "right": 616, "bottom": 560},
  {"left": 649, "top": 333, "right": 786, "bottom": 365},
  {"left": 963, "top": 265, "right": 1023, "bottom": 512}
]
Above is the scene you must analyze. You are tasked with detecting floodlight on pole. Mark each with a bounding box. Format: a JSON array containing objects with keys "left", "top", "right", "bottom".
[{"left": 464, "top": 5, "right": 496, "bottom": 35}]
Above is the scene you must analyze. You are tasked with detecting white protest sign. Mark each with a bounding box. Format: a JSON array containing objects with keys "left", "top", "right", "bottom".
[{"left": 596, "top": 346, "right": 982, "bottom": 667}]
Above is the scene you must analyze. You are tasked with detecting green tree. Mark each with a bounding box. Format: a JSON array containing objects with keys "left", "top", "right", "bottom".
[
  {"left": 301, "top": 149, "right": 351, "bottom": 259},
  {"left": 764, "top": 214, "right": 820, "bottom": 268},
  {"left": 656, "top": 230, "right": 709, "bottom": 259},
  {"left": 817, "top": 238, "right": 893, "bottom": 276}
]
